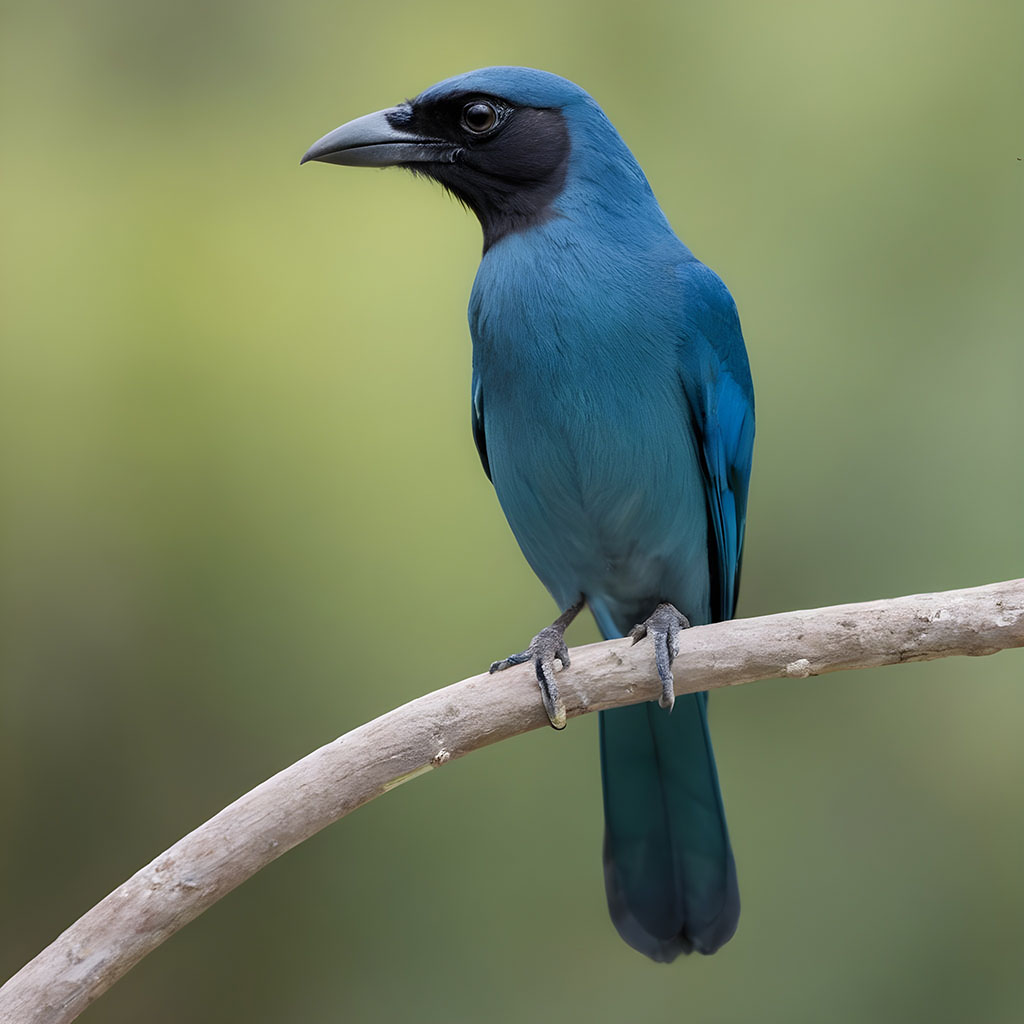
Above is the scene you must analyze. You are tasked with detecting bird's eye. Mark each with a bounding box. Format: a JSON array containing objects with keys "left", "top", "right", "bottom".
[{"left": 461, "top": 101, "right": 497, "bottom": 134}]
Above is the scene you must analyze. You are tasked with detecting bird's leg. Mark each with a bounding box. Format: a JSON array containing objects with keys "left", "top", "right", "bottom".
[
  {"left": 489, "top": 596, "right": 585, "bottom": 731},
  {"left": 629, "top": 603, "right": 691, "bottom": 712}
]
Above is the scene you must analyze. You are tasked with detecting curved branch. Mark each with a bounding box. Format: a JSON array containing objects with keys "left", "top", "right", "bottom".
[{"left": 2, "top": 578, "right": 1023, "bottom": 1023}]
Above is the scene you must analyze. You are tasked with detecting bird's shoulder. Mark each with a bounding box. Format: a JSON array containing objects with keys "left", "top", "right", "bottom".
[
  {"left": 672, "top": 260, "right": 751, "bottom": 394},
  {"left": 671, "top": 258, "right": 754, "bottom": 456}
]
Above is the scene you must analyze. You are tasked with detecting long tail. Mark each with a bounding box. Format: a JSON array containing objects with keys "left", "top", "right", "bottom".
[{"left": 598, "top": 637, "right": 739, "bottom": 961}]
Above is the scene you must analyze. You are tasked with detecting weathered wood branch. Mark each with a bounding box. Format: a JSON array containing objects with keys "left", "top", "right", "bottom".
[{"left": 2, "top": 578, "right": 1023, "bottom": 1024}]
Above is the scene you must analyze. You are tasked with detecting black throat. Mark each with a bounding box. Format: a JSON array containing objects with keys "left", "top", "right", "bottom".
[{"left": 391, "top": 102, "right": 571, "bottom": 252}]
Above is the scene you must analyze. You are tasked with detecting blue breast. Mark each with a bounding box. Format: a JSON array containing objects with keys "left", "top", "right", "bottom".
[{"left": 470, "top": 217, "right": 711, "bottom": 629}]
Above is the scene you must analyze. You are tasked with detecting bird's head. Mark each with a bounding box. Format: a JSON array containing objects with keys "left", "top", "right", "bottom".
[{"left": 302, "top": 67, "right": 654, "bottom": 251}]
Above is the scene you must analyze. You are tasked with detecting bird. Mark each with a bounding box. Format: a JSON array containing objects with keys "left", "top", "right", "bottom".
[{"left": 302, "top": 66, "right": 754, "bottom": 962}]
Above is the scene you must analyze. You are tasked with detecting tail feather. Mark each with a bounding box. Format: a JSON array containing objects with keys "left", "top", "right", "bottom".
[{"left": 599, "top": 693, "right": 739, "bottom": 961}]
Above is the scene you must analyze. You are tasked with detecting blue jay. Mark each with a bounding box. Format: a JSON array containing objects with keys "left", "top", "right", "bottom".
[{"left": 303, "top": 67, "right": 754, "bottom": 962}]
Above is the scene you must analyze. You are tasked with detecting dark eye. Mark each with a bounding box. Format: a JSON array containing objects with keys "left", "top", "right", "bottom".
[{"left": 461, "top": 101, "right": 497, "bottom": 134}]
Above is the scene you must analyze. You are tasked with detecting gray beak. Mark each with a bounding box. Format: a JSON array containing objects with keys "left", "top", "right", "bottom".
[{"left": 300, "top": 107, "right": 454, "bottom": 168}]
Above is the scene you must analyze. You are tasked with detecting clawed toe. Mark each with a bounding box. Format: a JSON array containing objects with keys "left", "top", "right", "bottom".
[
  {"left": 490, "top": 627, "right": 569, "bottom": 729},
  {"left": 489, "top": 598, "right": 583, "bottom": 730},
  {"left": 630, "top": 602, "right": 690, "bottom": 712},
  {"left": 489, "top": 650, "right": 531, "bottom": 673},
  {"left": 534, "top": 645, "right": 568, "bottom": 731}
]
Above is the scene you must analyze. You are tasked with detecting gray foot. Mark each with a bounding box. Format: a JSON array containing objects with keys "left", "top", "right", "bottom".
[
  {"left": 490, "top": 597, "right": 585, "bottom": 730},
  {"left": 629, "top": 602, "right": 691, "bottom": 711}
]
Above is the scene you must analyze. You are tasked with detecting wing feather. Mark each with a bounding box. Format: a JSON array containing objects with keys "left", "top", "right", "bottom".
[{"left": 676, "top": 261, "right": 755, "bottom": 622}]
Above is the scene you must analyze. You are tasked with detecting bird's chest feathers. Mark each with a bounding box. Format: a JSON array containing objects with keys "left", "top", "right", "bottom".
[
  {"left": 470, "top": 238, "right": 674, "bottom": 407},
  {"left": 468, "top": 238, "right": 700, "bottom": 571}
]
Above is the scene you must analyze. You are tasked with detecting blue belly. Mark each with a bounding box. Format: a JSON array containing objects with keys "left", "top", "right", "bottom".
[{"left": 480, "top": 354, "right": 710, "bottom": 629}]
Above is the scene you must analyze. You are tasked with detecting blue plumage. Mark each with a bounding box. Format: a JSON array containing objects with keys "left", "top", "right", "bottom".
[{"left": 304, "top": 66, "right": 754, "bottom": 962}]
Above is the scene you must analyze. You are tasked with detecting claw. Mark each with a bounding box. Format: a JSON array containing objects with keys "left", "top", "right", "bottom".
[
  {"left": 557, "top": 641, "right": 570, "bottom": 669},
  {"left": 489, "top": 650, "right": 531, "bottom": 672},
  {"left": 489, "top": 597, "right": 584, "bottom": 730},
  {"left": 629, "top": 603, "right": 690, "bottom": 712},
  {"left": 535, "top": 656, "right": 566, "bottom": 730}
]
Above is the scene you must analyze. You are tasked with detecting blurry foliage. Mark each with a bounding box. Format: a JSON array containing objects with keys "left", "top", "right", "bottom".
[{"left": 1, "top": 1, "right": 1023, "bottom": 1021}]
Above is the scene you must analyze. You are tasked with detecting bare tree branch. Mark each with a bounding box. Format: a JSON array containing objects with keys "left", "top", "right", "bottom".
[{"left": 2, "top": 578, "right": 1023, "bottom": 1023}]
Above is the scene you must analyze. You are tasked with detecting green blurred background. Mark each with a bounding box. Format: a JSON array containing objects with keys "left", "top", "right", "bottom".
[{"left": 2, "top": 1, "right": 1023, "bottom": 1021}]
